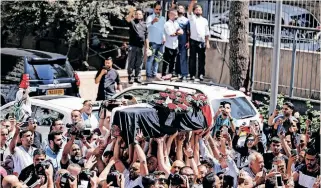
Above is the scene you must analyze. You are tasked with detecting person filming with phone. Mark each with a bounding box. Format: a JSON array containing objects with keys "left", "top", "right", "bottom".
[
  {"left": 95, "top": 57, "right": 122, "bottom": 101},
  {"left": 212, "top": 101, "right": 235, "bottom": 137}
]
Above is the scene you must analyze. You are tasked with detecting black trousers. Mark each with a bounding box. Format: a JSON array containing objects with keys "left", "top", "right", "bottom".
[
  {"left": 189, "top": 39, "right": 206, "bottom": 77},
  {"left": 162, "top": 47, "right": 178, "bottom": 76}
]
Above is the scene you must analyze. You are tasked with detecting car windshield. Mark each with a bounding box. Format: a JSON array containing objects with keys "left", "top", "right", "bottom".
[
  {"left": 211, "top": 97, "right": 256, "bottom": 119},
  {"left": 27, "top": 59, "right": 73, "bottom": 80}
]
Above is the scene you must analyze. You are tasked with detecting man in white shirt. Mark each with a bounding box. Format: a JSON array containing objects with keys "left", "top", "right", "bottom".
[
  {"left": 162, "top": 9, "right": 184, "bottom": 80},
  {"left": 9, "top": 125, "right": 36, "bottom": 175},
  {"left": 187, "top": 0, "right": 210, "bottom": 81},
  {"left": 145, "top": 1, "right": 165, "bottom": 81},
  {"left": 81, "top": 100, "right": 98, "bottom": 130}
]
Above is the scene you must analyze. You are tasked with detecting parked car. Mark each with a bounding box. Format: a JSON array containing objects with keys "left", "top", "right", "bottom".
[
  {"left": 112, "top": 81, "right": 261, "bottom": 129},
  {"left": 1, "top": 48, "right": 81, "bottom": 106},
  {"left": 210, "top": 2, "right": 321, "bottom": 51},
  {"left": 0, "top": 95, "right": 100, "bottom": 138}
]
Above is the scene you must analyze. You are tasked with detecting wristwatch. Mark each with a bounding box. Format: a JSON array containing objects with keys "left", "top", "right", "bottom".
[{"left": 229, "top": 118, "right": 234, "bottom": 122}]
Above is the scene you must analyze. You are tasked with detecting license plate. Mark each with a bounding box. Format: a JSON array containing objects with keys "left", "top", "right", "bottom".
[{"left": 47, "top": 89, "right": 64, "bottom": 95}]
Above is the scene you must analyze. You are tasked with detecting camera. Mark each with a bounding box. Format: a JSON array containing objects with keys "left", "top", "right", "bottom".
[
  {"left": 99, "top": 99, "right": 122, "bottom": 117},
  {"left": 60, "top": 173, "right": 75, "bottom": 187},
  {"left": 68, "top": 126, "right": 91, "bottom": 139},
  {"left": 107, "top": 171, "right": 120, "bottom": 187},
  {"left": 35, "top": 160, "right": 51, "bottom": 176},
  {"left": 167, "top": 173, "right": 184, "bottom": 186},
  {"left": 78, "top": 169, "right": 94, "bottom": 182}
]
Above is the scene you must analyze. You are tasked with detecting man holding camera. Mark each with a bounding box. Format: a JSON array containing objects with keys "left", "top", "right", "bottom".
[
  {"left": 18, "top": 148, "right": 54, "bottom": 187},
  {"left": 95, "top": 57, "right": 122, "bottom": 101}
]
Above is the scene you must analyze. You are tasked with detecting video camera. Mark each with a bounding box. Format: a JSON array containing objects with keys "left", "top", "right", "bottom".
[
  {"left": 78, "top": 169, "right": 94, "bottom": 187},
  {"left": 167, "top": 173, "right": 184, "bottom": 186},
  {"left": 35, "top": 160, "right": 51, "bottom": 176},
  {"left": 60, "top": 173, "right": 75, "bottom": 187},
  {"left": 99, "top": 99, "right": 122, "bottom": 118}
]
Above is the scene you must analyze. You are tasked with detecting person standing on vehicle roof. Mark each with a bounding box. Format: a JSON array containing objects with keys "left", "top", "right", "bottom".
[{"left": 95, "top": 57, "right": 122, "bottom": 101}]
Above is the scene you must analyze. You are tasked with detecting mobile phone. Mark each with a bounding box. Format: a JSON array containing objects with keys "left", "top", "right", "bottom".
[
  {"left": 276, "top": 174, "right": 283, "bottom": 187},
  {"left": 222, "top": 126, "right": 228, "bottom": 134},
  {"left": 123, "top": 94, "right": 133, "bottom": 100},
  {"left": 273, "top": 164, "right": 278, "bottom": 172},
  {"left": 308, "top": 112, "right": 313, "bottom": 121},
  {"left": 291, "top": 149, "right": 297, "bottom": 156}
]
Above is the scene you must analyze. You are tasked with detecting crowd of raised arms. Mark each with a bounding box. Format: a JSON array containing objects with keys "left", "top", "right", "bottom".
[{"left": 0, "top": 97, "right": 320, "bottom": 188}]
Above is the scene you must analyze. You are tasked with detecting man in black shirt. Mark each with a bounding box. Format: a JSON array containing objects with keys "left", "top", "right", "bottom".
[
  {"left": 126, "top": 7, "right": 149, "bottom": 84},
  {"left": 95, "top": 57, "right": 122, "bottom": 100},
  {"left": 263, "top": 137, "right": 288, "bottom": 170},
  {"left": 18, "top": 149, "right": 52, "bottom": 187},
  {"left": 293, "top": 148, "right": 320, "bottom": 188}
]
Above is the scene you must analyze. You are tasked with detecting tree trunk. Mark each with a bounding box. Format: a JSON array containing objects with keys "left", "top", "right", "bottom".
[{"left": 228, "top": 1, "right": 249, "bottom": 90}]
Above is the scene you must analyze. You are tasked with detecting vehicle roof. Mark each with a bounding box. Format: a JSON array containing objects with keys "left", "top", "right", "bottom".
[
  {"left": 121, "top": 81, "right": 246, "bottom": 99},
  {"left": 1, "top": 48, "right": 66, "bottom": 60},
  {"left": 250, "top": 2, "right": 310, "bottom": 16},
  {"left": 1, "top": 96, "right": 99, "bottom": 112}
]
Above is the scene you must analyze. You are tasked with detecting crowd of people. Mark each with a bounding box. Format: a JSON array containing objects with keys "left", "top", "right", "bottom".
[
  {"left": 0, "top": 94, "right": 320, "bottom": 188},
  {"left": 126, "top": 0, "right": 210, "bottom": 84},
  {"left": 1, "top": 1, "right": 320, "bottom": 188}
]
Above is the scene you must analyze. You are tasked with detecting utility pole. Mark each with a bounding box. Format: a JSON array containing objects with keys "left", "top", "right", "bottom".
[{"left": 269, "top": 1, "right": 282, "bottom": 114}]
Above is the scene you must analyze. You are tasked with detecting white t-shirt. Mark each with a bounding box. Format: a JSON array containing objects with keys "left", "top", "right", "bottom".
[
  {"left": 12, "top": 146, "right": 36, "bottom": 175},
  {"left": 187, "top": 13, "right": 209, "bottom": 42},
  {"left": 124, "top": 169, "right": 143, "bottom": 188},
  {"left": 164, "top": 19, "right": 181, "bottom": 49}
]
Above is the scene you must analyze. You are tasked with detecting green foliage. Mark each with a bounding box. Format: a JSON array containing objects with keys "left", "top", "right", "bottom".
[
  {"left": 258, "top": 94, "right": 320, "bottom": 133},
  {"left": 1, "top": 0, "right": 155, "bottom": 45}
]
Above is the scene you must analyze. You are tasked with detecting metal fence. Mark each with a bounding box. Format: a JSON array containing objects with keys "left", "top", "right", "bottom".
[{"left": 207, "top": 0, "right": 320, "bottom": 100}]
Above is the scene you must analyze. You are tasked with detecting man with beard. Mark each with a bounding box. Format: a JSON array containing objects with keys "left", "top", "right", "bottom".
[
  {"left": 293, "top": 148, "right": 320, "bottom": 188},
  {"left": 263, "top": 137, "right": 288, "bottom": 170},
  {"left": 95, "top": 57, "right": 122, "bottom": 100},
  {"left": 45, "top": 130, "right": 63, "bottom": 171},
  {"left": 174, "top": 3, "right": 190, "bottom": 81},
  {"left": 187, "top": 0, "right": 210, "bottom": 81},
  {"left": 268, "top": 102, "right": 298, "bottom": 133},
  {"left": 179, "top": 166, "right": 197, "bottom": 188},
  {"left": 9, "top": 123, "right": 36, "bottom": 175},
  {"left": 114, "top": 135, "right": 148, "bottom": 188},
  {"left": 18, "top": 148, "right": 53, "bottom": 187},
  {"left": 212, "top": 101, "right": 235, "bottom": 136},
  {"left": 43, "top": 119, "right": 67, "bottom": 149},
  {"left": 145, "top": 1, "right": 165, "bottom": 82},
  {"left": 61, "top": 134, "right": 85, "bottom": 169},
  {"left": 126, "top": 7, "right": 149, "bottom": 84}
]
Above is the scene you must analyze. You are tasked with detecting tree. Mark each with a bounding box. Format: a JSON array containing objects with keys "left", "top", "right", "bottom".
[
  {"left": 228, "top": 1, "right": 250, "bottom": 90},
  {"left": 1, "top": 0, "right": 154, "bottom": 62}
]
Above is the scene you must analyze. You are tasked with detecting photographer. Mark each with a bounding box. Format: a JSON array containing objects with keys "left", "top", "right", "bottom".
[
  {"left": 95, "top": 57, "right": 122, "bottom": 101},
  {"left": 18, "top": 148, "right": 54, "bottom": 188}
]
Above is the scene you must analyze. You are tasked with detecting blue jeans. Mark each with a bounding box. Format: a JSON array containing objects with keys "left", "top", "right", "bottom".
[
  {"left": 176, "top": 43, "right": 188, "bottom": 77},
  {"left": 146, "top": 42, "right": 164, "bottom": 78}
]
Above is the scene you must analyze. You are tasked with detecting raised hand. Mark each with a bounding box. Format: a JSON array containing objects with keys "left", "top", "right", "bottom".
[
  {"left": 135, "top": 129, "right": 144, "bottom": 142},
  {"left": 84, "top": 155, "right": 97, "bottom": 170}
]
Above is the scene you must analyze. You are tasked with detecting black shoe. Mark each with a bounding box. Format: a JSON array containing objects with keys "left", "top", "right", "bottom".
[
  {"left": 134, "top": 78, "right": 142, "bottom": 84},
  {"left": 128, "top": 76, "right": 133, "bottom": 84}
]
